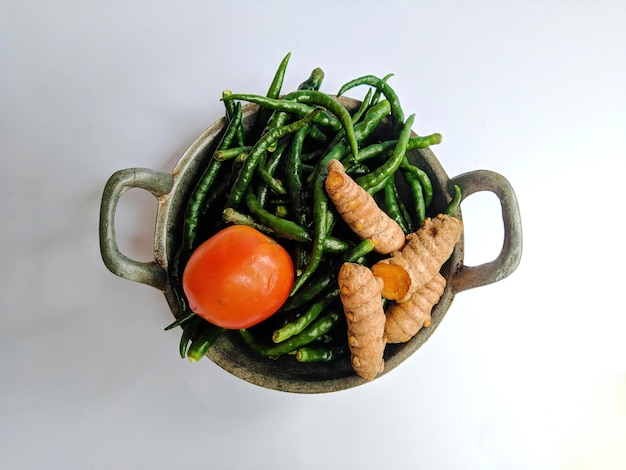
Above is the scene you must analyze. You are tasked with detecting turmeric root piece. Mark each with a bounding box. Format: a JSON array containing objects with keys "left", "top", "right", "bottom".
[
  {"left": 372, "top": 214, "right": 463, "bottom": 302},
  {"left": 369, "top": 262, "right": 411, "bottom": 300},
  {"left": 384, "top": 273, "right": 446, "bottom": 343},
  {"left": 325, "top": 159, "right": 405, "bottom": 255},
  {"left": 338, "top": 262, "right": 386, "bottom": 380}
]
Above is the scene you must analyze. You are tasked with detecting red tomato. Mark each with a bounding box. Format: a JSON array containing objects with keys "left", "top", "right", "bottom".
[{"left": 182, "top": 225, "right": 294, "bottom": 329}]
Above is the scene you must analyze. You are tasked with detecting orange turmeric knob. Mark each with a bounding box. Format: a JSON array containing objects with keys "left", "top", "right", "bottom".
[
  {"left": 370, "top": 263, "right": 411, "bottom": 300},
  {"left": 384, "top": 273, "right": 446, "bottom": 343},
  {"left": 373, "top": 214, "right": 463, "bottom": 302}
]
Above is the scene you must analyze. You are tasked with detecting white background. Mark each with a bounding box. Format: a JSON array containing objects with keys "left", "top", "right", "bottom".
[{"left": 2, "top": 1, "right": 625, "bottom": 469}]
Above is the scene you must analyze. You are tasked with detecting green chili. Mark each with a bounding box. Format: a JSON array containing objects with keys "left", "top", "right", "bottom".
[
  {"left": 285, "top": 124, "right": 310, "bottom": 226},
  {"left": 344, "top": 238, "right": 376, "bottom": 262},
  {"left": 222, "top": 208, "right": 274, "bottom": 234},
  {"left": 344, "top": 162, "right": 370, "bottom": 176},
  {"left": 383, "top": 178, "right": 410, "bottom": 234},
  {"left": 263, "top": 66, "right": 325, "bottom": 151},
  {"left": 401, "top": 157, "right": 434, "bottom": 209},
  {"left": 239, "top": 311, "right": 340, "bottom": 358},
  {"left": 281, "top": 265, "right": 337, "bottom": 311},
  {"left": 222, "top": 93, "right": 341, "bottom": 131},
  {"left": 306, "top": 124, "right": 328, "bottom": 143},
  {"left": 337, "top": 74, "right": 404, "bottom": 132},
  {"left": 290, "top": 177, "right": 330, "bottom": 296},
  {"left": 186, "top": 323, "right": 226, "bottom": 363},
  {"left": 263, "top": 111, "right": 290, "bottom": 153},
  {"left": 272, "top": 290, "right": 338, "bottom": 343},
  {"left": 403, "top": 169, "right": 427, "bottom": 228},
  {"left": 293, "top": 99, "right": 392, "bottom": 295},
  {"left": 226, "top": 108, "right": 323, "bottom": 208},
  {"left": 166, "top": 245, "right": 194, "bottom": 332},
  {"left": 301, "top": 149, "right": 324, "bottom": 163},
  {"left": 307, "top": 98, "right": 392, "bottom": 184},
  {"left": 258, "top": 166, "right": 287, "bottom": 195},
  {"left": 222, "top": 89, "right": 246, "bottom": 147},
  {"left": 445, "top": 184, "right": 462, "bottom": 215},
  {"left": 266, "top": 52, "right": 291, "bottom": 98},
  {"left": 370, "top": 73, "right": 394, "bottom": 105},
  {"left": 408, "top": 133, "right": 443, "bottom": 148},
  {"left": 251, "top": 52, "right": 292, "bottom": 140},
  {"left": 214, "top": 146, "right": 251, "bottom": 161},
  {"left": 182, "top": 101, "right": 243, "bottom": 253},
  {"left": 245, "top": 190, "right": 349, "bottom": 253},
  {"left": 351, "top": 88, "right": 373, "bottom": 124},
  {"left": 283, "top": 90, "right": 359, "bottom": 161},
  {"left": 294, "top": 346, "right": 335, "bottom": 362},
  {"left": 354, "top": 133, "right": 442, "bottom": 164},
  {"left": 201, "top": 153, "right": 246, "bottom": 221},
  {"left": 178, "top": 315, "right": 202, "bottom": 358},
  {"left": 321, "top": 88, "right": 373, "bottom": 154},
  {"left": 298, "top": 67, "right": 325, "bottom": 91},
  {"left": 356, "top": 113, "right": 415, "bottom": 194},
  {"left": 274, "top": 205, "right": 288, "bottom": 218},
  {"left": 164, "top": 310, "right": 196, "bottom": 332},
  {"left": 256, "top": 139, "right": 289, "bottom": 207}
]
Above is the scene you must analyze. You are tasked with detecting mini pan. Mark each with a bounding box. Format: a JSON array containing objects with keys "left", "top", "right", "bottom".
[{"left": 99, "top": 97, "right": 523, "bottom": 393}]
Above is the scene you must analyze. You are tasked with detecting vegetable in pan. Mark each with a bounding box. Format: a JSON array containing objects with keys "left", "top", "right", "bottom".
[
  {"left": 165, "top": 52, "right": 464, "bottom": 380},
  {"left": 182, "top": 225, "right": 294, "bottom": 330}
]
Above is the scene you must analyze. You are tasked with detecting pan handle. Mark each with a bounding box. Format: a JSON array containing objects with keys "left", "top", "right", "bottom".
[
  {"left": 448, "top": 170, "right": 523, "bottom": 293},
  {"left": 99, "top": 168, "right": 173, "bottom": 290}
]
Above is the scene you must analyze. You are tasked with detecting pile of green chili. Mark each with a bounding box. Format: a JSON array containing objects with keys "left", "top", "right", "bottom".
[{"left": 165, "top": 52, "right": 461, "bottom": 364}]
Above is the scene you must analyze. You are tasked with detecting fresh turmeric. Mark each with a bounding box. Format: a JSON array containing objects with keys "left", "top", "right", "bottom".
[
  {"left": 338, "top": 262, "right": 386, "bottom": 380},
  {"left": 325, "top": 159, "right": 405, "bottom": 254},
  {"left": 384, "top": 272, "right": 446, "bottom": 343},
  {"left": 371, "top": 214, "right": 463, "bottom": 301}
]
